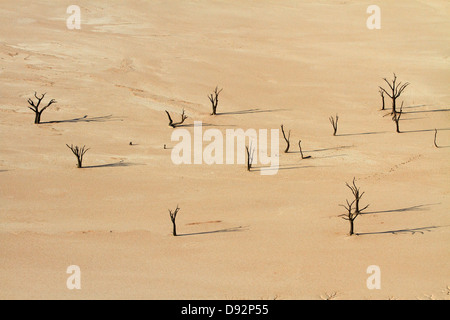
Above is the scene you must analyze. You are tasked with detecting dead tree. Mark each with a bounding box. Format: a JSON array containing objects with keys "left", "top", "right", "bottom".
[
  {"left": 165, "top": 109, "right": 187, "bottom": 128},
  {"left": 378, "top": 89, "right": 385, "bottom": 110},
  {"left": 280, "top": 124, "right": 290, "bottom": 153},
  {"left": 392, "top": 102, "right": 403, "bottom": 133},
  {"left": 298, "top": 140, "right": 311, "bottom": 159},
  {"left": 169, "top": 205, "right": 181, "bottom": 236},
  {"left": 379, "top": 73, "right": 409, "bottom": 114},
  {"left": 339, "top": 199, "right": 357, "bottom": 236},
  {"left": 66, "top": 144, "right": 90, "bottom": 168},
  {"left": 245, "top": 144, "right": 255, "bottom": 171},
  {"left": 340, "top": 178, "right": 369, "bottom": 235},
  {"left": 434, "top": 129, "right": 439, "bottom": 148},
  {"left": 27, "top": 92, "right": 57, "bottom": 124},
  {"left": 329, "top": 114, "right": 338, "bottom": 136},
  {"left": 208, "top": 86, "right": 223, "bottom": 115}
]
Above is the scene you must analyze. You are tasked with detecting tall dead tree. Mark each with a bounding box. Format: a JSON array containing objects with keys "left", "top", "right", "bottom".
[
  {"left": 298, "top": 140, "right": 311, "bottom": 159},
  {"left": 27, "top": 92, "right": 57, "bottom": 124},
  {"left": 280, "top": 124, "right": 290, "bottom": 153},
  {"left": 208, "top": 86, "right": 223, "bottom": 115},
  {"left": 245, "top": 144, "right": 255, "bottom": 171},
  {"left": 379, "top": 73, "right": 409, "bottom": 114},
  {"left": 340, "top": 177, "right": 369, "bottom": 235},
  {"left": 168, "top": 205, "right": 181, "bottom": 236},
  {"left": 392, "top": 102, "right": 403, "bottom": 133},
  {"left": 66, "top": 144, "right": 90, "bottom": 168},
  {"left": 329, "top": 114, "right": 338, "bottom": 136},
  {"left": 165, "top": 109, "right": 188, "bottom": 128}
]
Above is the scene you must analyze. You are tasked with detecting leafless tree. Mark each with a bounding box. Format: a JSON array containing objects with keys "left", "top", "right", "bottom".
[
  {"left": 27, "top": 92, "right": 57, "bottom": 124},
  {"left": 392, "top": 102, "right": 403, "bottom": 133},
  {"left": 245, "top": 144, "right": 255, "bottom": 171},
  {"left": 165, "top": 109, "right": 188, "bottom": 128},
  {"left": 66, "top": 144, "right": 90, "bottom": 168},
  {"left": 208, "top": 86, "right": 223, "bottom": 115},
  {"left": 340, "top": 177, "right": 369, "bottom": 235},
  {"left": 298, "top": 140, "right": 311, "bottom": 159},
  {"left": 169, "top": 205, "right": 181, "bottom": 236},
  {"left": 379, "top": 73, "right": 409, "bottom": 114},
  {"left": 378, "top": 89, "right": 385, "bottom": 110},
  {"left": 280, "top": 124, "right": 290, "bottom": 153},
  {"left": 329, "top": 114, "right": 338, "bottom": 136}
]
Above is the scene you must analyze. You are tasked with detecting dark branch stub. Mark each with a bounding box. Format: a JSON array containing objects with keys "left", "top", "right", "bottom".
[
  {"left": 165, "top": 109, "right": 188, "bottom": 128},
  {"left": 280, "top": 124, "right": 290, "bottom": 153}
]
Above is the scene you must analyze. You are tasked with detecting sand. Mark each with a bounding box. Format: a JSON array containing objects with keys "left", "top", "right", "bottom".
[{"left": 0, "top": 0, "right": 449, "bottom": 300}]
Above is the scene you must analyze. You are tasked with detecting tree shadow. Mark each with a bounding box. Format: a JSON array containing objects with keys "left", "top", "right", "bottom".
[
  {"left": 337, "top": 131, "right": 387, "bottom": 137},
  {"left": 403, "top": 104, "right": 427, "bottom": 109},
  {"left": 177, "top": 225, "right": 248, "bottom": 237},
  {"left": 175, "top": 122, "right": 236, "bottom": 128},
  {"left": 362, "top": 203, "right": 440, "bottom": 215},
  {"left": 401, "top": 128, "right": 450, "bottom": 134},
  {"left": 304, "top": 145, "right": 353, "bottom": 153},
  {"left": 251, "top": 164, "right": 317, "bottom": 172},
  {"left": 217, "top": 108, "right": 289, "bottom": 115},
  {"left": 404, "top": 108, "right": 450, "bottom": 114},
  {"left": 83, "top": 161, "right": 144, "bottom": 169},
  {"left": 356, "top": 225, "right": 442, "bottom": 236},
  {"left": 43, "top": 114, "right": 123, "bottom": 124}
]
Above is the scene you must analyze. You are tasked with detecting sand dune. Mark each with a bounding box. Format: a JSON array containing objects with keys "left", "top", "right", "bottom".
[{"left": 0, "top": 0, "right": 449, "bottom": 300}]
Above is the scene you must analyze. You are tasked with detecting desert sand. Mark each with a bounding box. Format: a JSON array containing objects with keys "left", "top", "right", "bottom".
[{"left": 0, "top": 0, "right": 449, "bottom": 300}]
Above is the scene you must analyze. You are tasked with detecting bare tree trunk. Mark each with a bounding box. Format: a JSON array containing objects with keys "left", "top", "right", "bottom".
[
  {"left": 434, "top": 129, "right": 439, "bottom": 148},
  {"left": 169, "top": 206, "right": 180, "bottom": 236},
  {"left": 329, "top": 114, "right": 338, "bottom": 136},
  {"left": 281, "top": 124, "right": 290, "bottom": 153},
  {"left": 349, "top": 219, "right": 354, "bottom": 236}
]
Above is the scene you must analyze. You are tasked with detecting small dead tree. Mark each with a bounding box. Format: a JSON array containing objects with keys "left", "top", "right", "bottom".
[
  {"left": 66, "top": 144, "right": 90, "bottom": 168},
  {"left": 392, "top": 102, "right": 403, "bottom": 133},
  {"left": 165, "top": 109, "right": 188, "bottom": 128},
  {"left": 298, "top": 140, "right": 311, "bottom": 159},
  {"left": 434, "top": 129, "right": 439, "bottom": 148},
  {"left": 378, "top": 89, "right": 385, "bottom": 110},
  {"left": 280, "top": 124, "right": 291, "bottom": 153},
  {"left": 340, "top": 177, "right": 369, "bottom": 235},
  {"left": 329, "top": 114, "right": 338, "bottom": 136},
  {"left": 168, "top": 205, "right": 181, "bottom": 236},
  {"left": 208, "top": 86, "right": 223, "bottom": 115},
  {"left": 27, "top": 92, "right": 57, "bottom": 124},
  {"left": 245, "top": 144, "right": 255, "bottom": 171},
  {"left": 379, "top": 73, "right": 409, "bottom": 114}
]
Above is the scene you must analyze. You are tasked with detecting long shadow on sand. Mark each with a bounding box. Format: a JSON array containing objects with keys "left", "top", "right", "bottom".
[
  {"left": 362, "top": 203, "right": 440, "bottom": 215},
  {"left": 337, "top": 131, "right": 387, "bottom": 137},
  {"left": 83, "top": 161, "right": 144, "bottom": 169},
  {"left": 217, "top": 108, "right": 289, "bottom": 115},
  {"left": 42, "top": 114, "right": 123, "bottom": 124},
  {"left": 178, "top": 226, "right": 248, "bottom": 237},
  {"left": 356, "top": 225, "right": 443, "bottom": 236},
  {"left": 251, "top": 164, "right": 318, "bottom": 172}
]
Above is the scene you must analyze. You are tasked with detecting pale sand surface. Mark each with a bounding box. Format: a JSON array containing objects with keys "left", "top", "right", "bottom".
[{"left": 0, "top": 0, "right": 449, "bottom": 299}]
